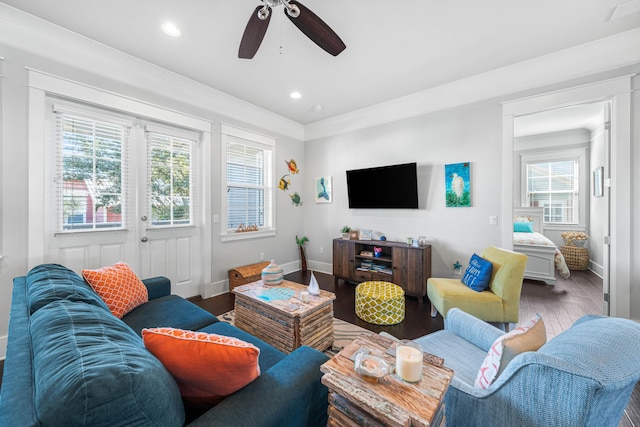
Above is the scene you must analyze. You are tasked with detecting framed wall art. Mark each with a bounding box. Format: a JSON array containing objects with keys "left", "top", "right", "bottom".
[
  {"left": 445, "top": 162, "right": 471, "bottom": 207},
  {"left": 315, "top": 176, "right": 332, "bottom": 203}
]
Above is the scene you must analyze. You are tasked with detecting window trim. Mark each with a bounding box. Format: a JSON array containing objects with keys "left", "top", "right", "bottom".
[
  {"left": 220, "top": 123, "right": 276, "bottom": 242},
  {"left": 520, "top": 147, "right": 588, "bottom": 228}
]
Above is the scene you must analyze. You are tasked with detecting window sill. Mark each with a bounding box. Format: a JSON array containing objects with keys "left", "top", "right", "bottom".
[
  {"left": 220, "top": 229, "right": 276, "bottom": 242},
  {"left": 544, "top": 224, "right": 586, "bottom": 232}
]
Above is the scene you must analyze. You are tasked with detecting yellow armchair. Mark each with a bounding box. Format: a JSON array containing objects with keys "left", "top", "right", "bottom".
[{"left": 427, "top": 246, "right": 527, "bottom": 328}]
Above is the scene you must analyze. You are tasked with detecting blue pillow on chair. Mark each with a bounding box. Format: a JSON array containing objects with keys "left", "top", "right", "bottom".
[{"left": 462, "top": 254, "right": 493, "bottom": 292}]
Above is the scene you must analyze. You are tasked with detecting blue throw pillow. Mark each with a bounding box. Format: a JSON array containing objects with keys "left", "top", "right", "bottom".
[
  {"left": 513, "top": 221, "right": 534, "bottom": 233},
  {"left": 462, "top": 254, "right": 493, "bottom": 292}
]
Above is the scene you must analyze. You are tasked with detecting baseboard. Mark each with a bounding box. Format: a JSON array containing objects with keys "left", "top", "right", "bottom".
[
  {"left": 201, "top": 260, "right": 331, "bottom": 299},
  {"left": 307, "top": 260, "right": 332, "bottom": 276},
  {"left": 589, "top": 260, "right": 604, "bottom": 278}
]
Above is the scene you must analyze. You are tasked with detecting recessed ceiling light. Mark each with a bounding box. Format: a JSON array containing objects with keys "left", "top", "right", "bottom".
[
  {"left": 313, "top": 104, "right": 324, "bottom": 111},
  {"left": 290, "top": 91, "right": 302, "bottom": 99},
  {"left": 161, "top": 22, "right": 181, "bottom": 37}
]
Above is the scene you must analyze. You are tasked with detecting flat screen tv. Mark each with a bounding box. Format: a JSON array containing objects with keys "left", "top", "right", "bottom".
[{"left": 346, "top": 162, "right": 419, "bottom": 209}]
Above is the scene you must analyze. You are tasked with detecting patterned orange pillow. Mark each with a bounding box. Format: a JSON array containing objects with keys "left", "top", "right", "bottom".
[
  {"left": 82, "top": 262, "right": 149, "bottom": 318},
  {"left": 142, "top": 328, "right": 260, "bottom": 405}
]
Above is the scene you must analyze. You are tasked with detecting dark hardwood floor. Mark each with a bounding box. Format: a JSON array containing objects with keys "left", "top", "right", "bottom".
[{"left": 0, "top": 268, "right": 636, "bottom": 425}]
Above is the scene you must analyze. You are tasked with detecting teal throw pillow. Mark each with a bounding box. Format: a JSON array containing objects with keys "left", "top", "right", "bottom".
[
  {"left": 462, "top": 254, "right": 493, "bottom": 292},
  {"left": 513, "top": 222, "right": 534, "bottom": 233}
]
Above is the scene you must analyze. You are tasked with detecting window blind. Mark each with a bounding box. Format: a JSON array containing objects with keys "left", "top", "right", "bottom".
[
  {"left": 527, "top": 160, "right": 579, "bottom": 224},
  {"left": 146, "top": 130, "right": 197, "bottom": 227},
  {"left": 224, "top": 134, "right": 274, "bottom": 232},
  {"left": 55, "top": 112, "right": 130, "bottom": 232}
]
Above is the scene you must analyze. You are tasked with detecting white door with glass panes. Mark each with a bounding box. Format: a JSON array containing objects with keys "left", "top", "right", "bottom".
[
  {"left": 41, "top": 100, "right": 207, "bottom": 298},
  {"left": 137, "top": 125, "right": 203, "bottom": 298}
]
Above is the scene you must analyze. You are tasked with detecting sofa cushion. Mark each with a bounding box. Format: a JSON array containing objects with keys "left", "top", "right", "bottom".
[
  {"left": 474, "top": 313, "right": 546, "bottom": 389},
  {"left": 461, "top": 253, "right": 493, "bottom": 292},
  {"left": 30, "top": 300, "right": 184, "bottom": 427},
  {"left": 122, "top": 294, "right": 219, "bottom": 335},
  {"left": 82, "top": 262, "right": 149, "bottom": 318},
  {"left": 142, "top": 328, "right": 261, "bottom": 406},
  {"left": 26, "top": 263, "right": 109, "bottom": 313}
]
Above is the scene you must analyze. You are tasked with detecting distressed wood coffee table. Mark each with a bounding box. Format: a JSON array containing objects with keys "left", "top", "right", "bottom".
[
  {"left": 232, "top": 280, "right": 336, "bottom": 354},
  {"left": 320, "top": 334, "right": 453, "bottom": 427}
]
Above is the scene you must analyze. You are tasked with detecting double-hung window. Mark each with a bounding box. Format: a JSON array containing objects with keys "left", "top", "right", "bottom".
[
  {"left": 146, "top": 126, "right": 197, "bottom": 227},
  {"left": 521, "top": 148, "right": 586, "bottom": 226},
  {"left": 221, "top": 124, "right": 275, "bottom": 239},
  {"left": 55, "top": 107, "right": 131, "bottom": 231}
]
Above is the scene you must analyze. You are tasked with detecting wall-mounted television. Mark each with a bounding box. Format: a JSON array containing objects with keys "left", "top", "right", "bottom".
[{"left": 346, "top": 162, "right": 419, "bottom": 209}]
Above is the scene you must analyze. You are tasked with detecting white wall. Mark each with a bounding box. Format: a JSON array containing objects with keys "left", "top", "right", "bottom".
[{"left": 304, "top": 101, "right": 504, "bottom": 278}]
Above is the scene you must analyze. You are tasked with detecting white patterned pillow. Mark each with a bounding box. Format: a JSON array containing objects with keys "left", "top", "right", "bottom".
[{"left": 474, "top": 314, "right": 546, "bottom": 390}]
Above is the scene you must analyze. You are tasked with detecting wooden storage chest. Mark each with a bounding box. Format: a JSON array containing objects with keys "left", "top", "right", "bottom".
[{"left": 228, "top": 261, "right": 270, "bottom": 290}]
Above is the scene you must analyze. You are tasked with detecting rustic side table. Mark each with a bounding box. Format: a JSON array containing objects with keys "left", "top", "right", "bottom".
[
  {"left": 232, "top": 280, "right": 335, "bottom": 353},
  {"left": 320, "top": 334, "right": 453, "bottom": 426}
]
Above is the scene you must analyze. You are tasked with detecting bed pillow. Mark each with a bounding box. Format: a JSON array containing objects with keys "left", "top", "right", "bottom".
[
  {"left": 82, "top": 262, "right": 148, "bottom": 318},
  {"left": 513, "top": 215, "right": 532, "bottom": 223},
  {"left": 142, "top": 328, "right": 260, "bottom": 406},
  {"left": 474, "top": 314, "right": 546, "bottom": 390},
  {"left": 514, "top": 221, "right": 534, "bottom": 233},
  {"left": 461, "top": 254, "right": 493, "bottom": 292}
]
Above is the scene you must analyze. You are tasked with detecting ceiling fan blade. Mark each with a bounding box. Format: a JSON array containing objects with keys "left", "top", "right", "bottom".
[
  {"left": 284, "top": 1, "right": 346, "bottom": 56},
  {"left": 238, "top": 6, "right": 272, "bottom": 59}
]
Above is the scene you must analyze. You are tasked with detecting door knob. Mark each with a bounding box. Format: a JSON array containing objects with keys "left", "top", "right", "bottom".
[
  {"left": 141, "top": 216, "right": 148, "bottom": 222},
  {"left": 141, "top": 237, "right": 148, "bottom": 242}
]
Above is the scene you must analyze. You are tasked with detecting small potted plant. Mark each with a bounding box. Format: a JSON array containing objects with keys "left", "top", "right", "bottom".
[
  {"left": 296, "top": 235, "right": 309, "bottom": 273},
  {"left": 340, "top": 226, "right": 351, "bottom": 240}
]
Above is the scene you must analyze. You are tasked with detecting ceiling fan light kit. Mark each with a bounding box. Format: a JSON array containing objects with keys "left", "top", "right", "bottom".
[{"left": 239, "top": 0, "right": 346, "bottom": 59}]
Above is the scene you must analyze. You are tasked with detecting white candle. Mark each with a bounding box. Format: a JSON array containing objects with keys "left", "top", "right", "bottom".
[
  {"left": 300, "top": 291, "right": 309, "bottom": 303},
  {"left": 396, "top": 344, "right": 423, "bottom": 382}
]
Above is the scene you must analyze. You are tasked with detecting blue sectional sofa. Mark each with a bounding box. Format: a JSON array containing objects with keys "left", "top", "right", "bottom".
[{"left": 0, "top": 264, "right": 329, "bottom": 426}]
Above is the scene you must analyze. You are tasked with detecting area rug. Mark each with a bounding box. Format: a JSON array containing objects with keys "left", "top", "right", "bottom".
[{"left": 219, "top": 310, "right": 371, "bottom": 357}]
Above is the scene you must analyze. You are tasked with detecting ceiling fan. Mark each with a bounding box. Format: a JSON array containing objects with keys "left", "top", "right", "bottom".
[{"left": 238, "top": 0, "right": 346, "bottom": 59}]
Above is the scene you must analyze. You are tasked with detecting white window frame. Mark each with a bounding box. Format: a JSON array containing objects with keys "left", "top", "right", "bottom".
[
  {"left": 520, "top": 147, "right": 588, "bottom": 228},
  {"left": 220, "top": 123, "right": 276, "bottom": 241}
]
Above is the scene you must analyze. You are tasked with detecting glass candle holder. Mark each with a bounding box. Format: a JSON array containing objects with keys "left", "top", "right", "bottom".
[
  {"left": 395, "top": 340, "right": 423, "bottom": 383},
  {"left": 354, "top": 353, "right": 389, "bottom": 384}
]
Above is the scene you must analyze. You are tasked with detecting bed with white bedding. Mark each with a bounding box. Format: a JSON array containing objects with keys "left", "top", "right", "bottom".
[{"left": 513, "top": 207, "right": 570, "bottom": 285}]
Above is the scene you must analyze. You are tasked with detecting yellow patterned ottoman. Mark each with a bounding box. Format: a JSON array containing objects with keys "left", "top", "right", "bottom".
[{"left": 355, "top": 281, "right": 405, "bottom": 325}]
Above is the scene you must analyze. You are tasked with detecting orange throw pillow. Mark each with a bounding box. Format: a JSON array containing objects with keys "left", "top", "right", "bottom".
[
  {"left": 82, "top": 262, "right": 149, "bottom": 318},
  {"left": 142, "top": 328, "right": 260, "bottom": 405}
]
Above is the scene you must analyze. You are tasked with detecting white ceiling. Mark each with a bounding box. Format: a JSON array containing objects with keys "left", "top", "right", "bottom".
[{"left": 1, "top": 0, "right": 639, "bottom": 125}]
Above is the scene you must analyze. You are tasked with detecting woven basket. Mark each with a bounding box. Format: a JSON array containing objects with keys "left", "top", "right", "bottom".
[
  {"left": 229, "top": 261, "right": 271, "bottom": 290},
  {"left": 560, "top": 246, "right": 589, "bottom": 270}
]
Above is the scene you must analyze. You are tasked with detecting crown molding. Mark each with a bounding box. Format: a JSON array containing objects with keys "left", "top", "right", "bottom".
[
  {"left": 304, "top": 28, "right": 640, "bottom": 141},
  {"left": 0, "top": 3, "right": 304, "bottom": 140}
]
